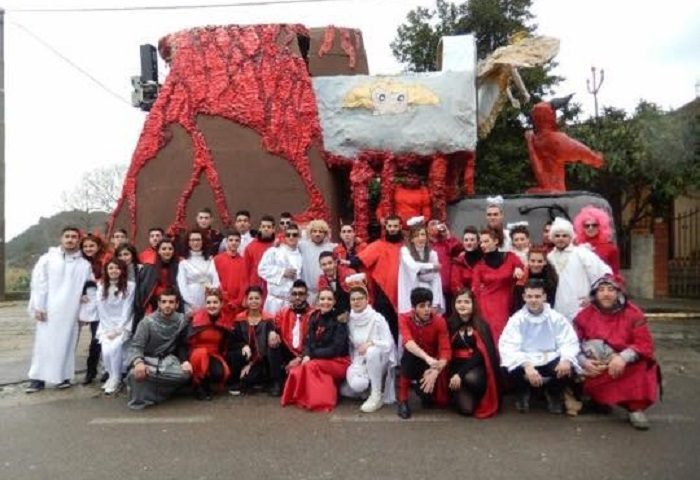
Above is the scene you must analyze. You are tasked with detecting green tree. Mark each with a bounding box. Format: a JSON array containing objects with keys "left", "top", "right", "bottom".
[
  {"left": 568, "top": 100, "right": 700, "bottom": 235},
  {"left": 391, "top": 0, "right": 563, "bottom": 193}
]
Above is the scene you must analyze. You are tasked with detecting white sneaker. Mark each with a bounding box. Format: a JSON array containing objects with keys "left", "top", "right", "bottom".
[
  {"left": 360, "top": 392, "right": 383, "bottom": 413},
  {"left": 104, "top": 378, "right": 121, "bottom": 395},
  {"left": 629, "top": 411, "right": 650, "bottom": 430}
]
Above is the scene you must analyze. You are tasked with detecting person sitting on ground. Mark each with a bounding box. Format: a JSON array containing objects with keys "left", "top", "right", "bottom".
[
  {"left": 281, "top": 288, "right": 350, "bottom": 412},
  {"left": 272, "top": 280, "right": 315, "bottom": 379},
  {"left": 574, "top": 275, "right": 660, "bottom": 430},
  {"left": 187, "top": 288, "right": 235, "bottom": 401},
  {"left": 446, "top": 289, "right": 500, "bottom": 418},
  {"left": 396, "top": 287, "right": 451, "bottom": 420},
  {"left": 96, "top": 259, "right": 136, "bottom": 395},
  {"left": 126, "top": 289, "right": 192, "bottom": 410},
  {"left": 317, "top": 251, "right": 350, "bottom": 313},
  {"left": 341, "top": 285, "right": 397, "bottom": 413},
  {"left": 499, "top": 279, "right": 580, "bottom": 414},
  {"left": 228, "top": 286, "right": 283, "bottom": 397}
]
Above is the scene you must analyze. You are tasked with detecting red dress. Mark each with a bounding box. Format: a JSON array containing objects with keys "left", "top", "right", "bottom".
[
  {"left": 574, "top": 302, "right": 658, "bottom": 410},
  {"left": 471, "top": 252, "right": 524, "bottom": 344},
  {"left": 281, "top": 310, "right": 350, "bottom": 412},
  {"left": 450, "top": 252, "right": 478, "bottom": 294},
  {"left": 188, "top": 310, "right": 235, "bottom": 389},
  {"left": 214, "top": 251, "right": 250, "bottom": 317}
]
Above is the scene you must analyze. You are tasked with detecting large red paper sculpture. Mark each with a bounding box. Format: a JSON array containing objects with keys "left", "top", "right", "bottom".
[{"left": 525, "top": 99, "right": 604, "bottom": 193}]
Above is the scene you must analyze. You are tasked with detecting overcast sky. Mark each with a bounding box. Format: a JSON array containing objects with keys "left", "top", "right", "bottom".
[{"left": 3, "top": 0, "right": 699, "bottom": 240}]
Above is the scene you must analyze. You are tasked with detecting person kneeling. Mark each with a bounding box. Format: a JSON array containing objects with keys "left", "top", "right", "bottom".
[
  {"left": 499, "top": 279, "right": 580, "bottom": 414},
  {"left": 281, "top": 288, "right": 350, "bottom": 412},
  {"left": 397, "top": 287, "right": 451, "bottom": 420},
  {"left": 574, "top": 275, "right": 660, "bottom": 430},
  {"left": 187, "top": 288, "right": 234, "bottom": 401},
  {"left": 447, "top": 289, "right": 500, "bottom": 418},
  {"left": 228, "top": 286, "right": 283, "bottom": 396},
  {"left": 341, "top": 284, "right": 397, "bottom": 413},
  {"left": 126, "top": 289, "right": 192, "bottom": 410}
]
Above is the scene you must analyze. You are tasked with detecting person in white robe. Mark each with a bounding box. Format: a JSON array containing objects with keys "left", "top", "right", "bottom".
[
  {"left": 26, "top": 228, "right": 93, "bottom": 392},
  {"left": 341, "top": 279, "right": 397, "bottom": 412},
  {"left": 258, "top": 223, "right": 304, "bottom": 314},
  {"left": 398, "top": 217, "right": 444, "bottom": 314},
  {"left": 547, "top": 217, "right": 612, "bottom": 321},
  {"left": 177, "top": 229, "right": 220, "bottom": 315},
  {"left": 499, "top": 279, "right": 580, "bottom": 413},
  {"left": 298, "top": 219, "right": 336, "bottom": 304},
  {"left": 96, "top": 259, "right": 136, "bottom": 394}
]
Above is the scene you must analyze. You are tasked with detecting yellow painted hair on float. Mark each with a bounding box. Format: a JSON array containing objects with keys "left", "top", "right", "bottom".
[{"left": 343, "top": 79, "right": 440, "bottom": 109}]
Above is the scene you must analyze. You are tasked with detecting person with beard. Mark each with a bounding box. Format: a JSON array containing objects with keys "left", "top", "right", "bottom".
[
  {"left": 25, "top": 227, "right": 93, "bottom": 393},
  {"left": 471, "top": 228, "right": 525, "bottom": 344},
  {"left": 398, "top": 217, "right": 444, "bottom": 315},
  {"left": 547, "top": 217, "right": 611, "bottom": 322},
  {"left": 574, "top": 275, "right": 659, "bottom": 430},
  {"left": 450, "top": 226, "right": 482, "bottom": 293},
  {"left": 244, "top": 215, "right": 277, "bottom": 293},
  {"left": 187, "top": 289, "right": 235, "bottom": 400},
  {"left": 573, "top": 206, "right": 621, "bottom": 275},
  {"left": 271, "top": 280, "right": 314, "bottom": 376},
  {"left": 134, "top": 238, "right": 181, "bottom": 331},
  {"left": 427, "top": 219, "right": 461, "bottom": 310},
  {"left": 214, "top": 230, "right": 250, "bottom": 317},
  {"left": 228, "top": 286, "right": 283, "bottom": 396},
  {"left": 139, "top": 228, "right": 164, "bottom": 265},
  {"left": 447, "top": 289, "right": 500, "bottom": 418},
  {"left": 513, "top": 246, "right": 558, "bottom": 312},
  {"left": 352, "top": 215, "right": 404, "bottom": 342},
  {"left": 126, "top": 289, "right": 192, "bottom": 409},
  {"left": 281, "top": 288, "right": 350, "bottom": 412}
]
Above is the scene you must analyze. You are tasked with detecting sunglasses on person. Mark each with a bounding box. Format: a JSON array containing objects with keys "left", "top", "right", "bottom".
[
  {"left": 280, "top": 220, "right": 291, "bottom": 226},
  {"left": 584, "top": 223, "right": 599, "bottom": 229},
  {"left": 286, "top": 231, "right": 299, "bottom": 238}
]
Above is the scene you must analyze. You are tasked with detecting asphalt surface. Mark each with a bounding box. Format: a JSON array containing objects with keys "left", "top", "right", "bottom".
[{"left": 1, "top": 306, "right": 699, "bottom": 480}]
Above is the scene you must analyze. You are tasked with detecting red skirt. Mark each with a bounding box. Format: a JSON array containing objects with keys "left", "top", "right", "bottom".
[
  {"left": 583, "top": 361, "right": 658, "bottom": 410},
  {"left": 189, "top": 348, "right": 231, "bottom": 390},
  {"left": 281, "top": 357, "right": 350, "bottom": 412}
]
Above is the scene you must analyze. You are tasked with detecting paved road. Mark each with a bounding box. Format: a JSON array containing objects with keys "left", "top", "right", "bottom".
[{"left": 1, "top": 305, "right": 699, "bottom": 480}]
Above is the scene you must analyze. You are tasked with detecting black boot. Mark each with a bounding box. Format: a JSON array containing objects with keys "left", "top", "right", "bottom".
[{"left": 397, "top": 401, "right": 412, "bottom": 419}]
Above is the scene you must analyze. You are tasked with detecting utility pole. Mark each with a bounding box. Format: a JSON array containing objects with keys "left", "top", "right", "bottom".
[
  {"left": 586, "top": 66, "right": 604, "bottom": 120},
  {"left": 0, "top": 9, "right": 5, "bottom": 301}
]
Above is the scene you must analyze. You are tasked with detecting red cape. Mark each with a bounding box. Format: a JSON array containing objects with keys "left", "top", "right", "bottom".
[{"left": 357, "top": 239, "right": 402, "bottom": 307}]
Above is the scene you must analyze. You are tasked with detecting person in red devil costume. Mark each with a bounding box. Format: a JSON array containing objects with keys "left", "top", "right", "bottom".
[
  {"left": 525, "top": 95, "right": 604, "bottom": 192},
  {"left": 187, "top": 289, "right": 235, "bottom": 401}
]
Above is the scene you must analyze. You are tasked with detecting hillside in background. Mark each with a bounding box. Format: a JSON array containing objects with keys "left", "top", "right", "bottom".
[{"left": 7, "top": 210, "right": 108, "bottom": 271}]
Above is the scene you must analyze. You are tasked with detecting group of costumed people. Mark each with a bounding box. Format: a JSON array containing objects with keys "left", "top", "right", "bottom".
[{"left": 25, "top": 200, "right": 660, "bottom": 429}]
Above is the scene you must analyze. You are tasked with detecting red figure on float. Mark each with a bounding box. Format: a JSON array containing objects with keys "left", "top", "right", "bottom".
[{"left": 525, "top": 95, "right": 604, "bottom": 193}]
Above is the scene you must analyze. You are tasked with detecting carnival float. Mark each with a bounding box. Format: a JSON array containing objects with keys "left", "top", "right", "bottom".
[{"left": 108, "top": 24, "right": 610, "bottom": 246}]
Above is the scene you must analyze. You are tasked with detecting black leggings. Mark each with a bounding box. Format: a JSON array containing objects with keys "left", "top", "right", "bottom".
[
  {"left": 452, "top": 365, "right": 486, "bottom": 416},
  {"left": 86, "top": 322, "right": 101, "bottom": 377}
]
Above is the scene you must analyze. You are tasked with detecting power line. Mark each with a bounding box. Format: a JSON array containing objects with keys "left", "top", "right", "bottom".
[
  {"left": 9, "top": 21, "right": 133, "bottom": 106},
  {"left": 7, "top": 0, "right": 362, "bottom": 13}
]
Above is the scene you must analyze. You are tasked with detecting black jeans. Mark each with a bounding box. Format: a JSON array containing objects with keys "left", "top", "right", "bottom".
[
  {"left": 509, "top": 358, "right": 567, "bottom": 396},
  {"left": 86, "top": 321, "right": 101, "bottom": 377},
  {"left": 227, "top": 346, "right": 283, "bottom": 388}
]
